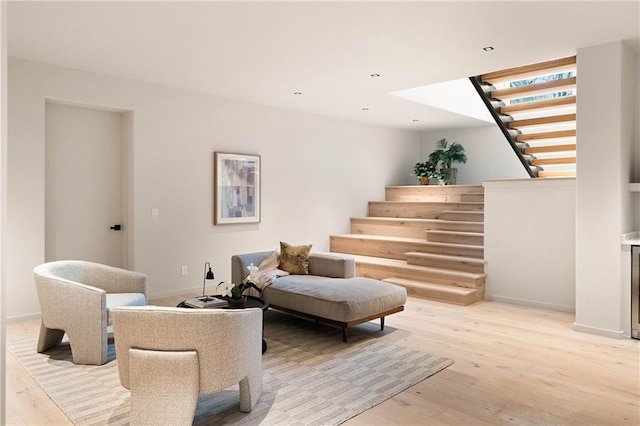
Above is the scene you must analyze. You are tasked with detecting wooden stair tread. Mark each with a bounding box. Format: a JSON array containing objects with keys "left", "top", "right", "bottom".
[
  {"left": 427, "top": 230, "right": 484, "bottom": 237},
  {"left": 516, "top": 129, "right": 576, "bottom": 142},
  {"left": 385, "top": 185, "right": 484, "bottom": 193},
  {"left": 501, "top": 95, "right": 576, "bottom": 115},
  {"left": 370, "top": 201, "right": 484, "bottom": 207},
  {"left": 382, "top": 278, "right": 479, "bottom": 295},
  {"left": 524, "top": 144, "right": 576, "bottom": 154},
  {"left": 351, "top": 254, "right": 485, "bottom": 281},
  {"left": 334, "top": 234, "right": 484, "bottom": 248},
  {"left": 351, "top": 217, "right": 483, "bottom": 226},
  {"left": 491, "top": 77, "right": 576, "bottom": 101},
  {"left": 508, "top": 113, "right": 576, "bottom": 129},
  {"left": 334, "top": 234, "right": 426, "bottom": 243},
  {"left": 530, "top": 157, "right": 576, "bottom": 166},
  {"left": 405, "top": 252, "right": 484, "bottom": 264},
  {"left": 385, "top": 185, "right": 485, "bottom": 202},
  {"left": 481, "top": 56, "right": 576, "bottom": 85},
  {"left": 538, "top": 170, "right": 576, "bottom": 178}
]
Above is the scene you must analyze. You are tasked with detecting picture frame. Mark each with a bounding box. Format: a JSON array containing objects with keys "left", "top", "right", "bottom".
[{"left": 214, "top": 152, "right": 261, "bottom": 225}]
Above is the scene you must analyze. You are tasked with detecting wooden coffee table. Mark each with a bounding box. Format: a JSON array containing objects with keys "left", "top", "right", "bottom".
[{"left": 177, "top": 295, "right": 269, "bottom": 354}]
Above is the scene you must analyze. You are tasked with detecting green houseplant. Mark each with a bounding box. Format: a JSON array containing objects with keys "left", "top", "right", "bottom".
[
  {"left": 412, "top": 159, "right": 446, "bottom": 185},
  {"left": 427, "top": 139, "right": 467, "bottom": 185},
  {"left": 412, "top": 160, "right": 434, "bottom": 185}
]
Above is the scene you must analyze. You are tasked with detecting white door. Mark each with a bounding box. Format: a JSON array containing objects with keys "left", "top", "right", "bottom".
[{"left": 45, "top": 103, "right": 125, "bottom": 267}]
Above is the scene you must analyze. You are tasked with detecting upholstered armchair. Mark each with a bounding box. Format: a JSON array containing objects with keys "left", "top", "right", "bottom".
[
  {"left": 34, "top": 260, "right": 148, "bottom": 365},
  {"left": 112, "top": 306, "right": 263, "bottom": 425}
]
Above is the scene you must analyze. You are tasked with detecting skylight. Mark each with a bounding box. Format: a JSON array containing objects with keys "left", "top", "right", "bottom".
[{"left": 390, "top": 78, "right": 494, "bottom": 123}]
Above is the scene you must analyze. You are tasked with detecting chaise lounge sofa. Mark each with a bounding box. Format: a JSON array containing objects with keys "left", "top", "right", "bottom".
[{"left": 231, "top": 251, "right": 406, "bottom": 341}]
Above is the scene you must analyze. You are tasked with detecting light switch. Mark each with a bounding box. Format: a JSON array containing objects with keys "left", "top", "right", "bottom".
[
  {"left": 152, "top": 208, "right": 159, "bottom": 219},
  {"left": 181, "top": 265, "right": 188, "bottom": 276}
]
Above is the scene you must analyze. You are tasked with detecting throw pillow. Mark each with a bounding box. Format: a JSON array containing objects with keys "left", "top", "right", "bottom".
[{"left": 279, "top": 241, "right": 312, "bottom": 275}]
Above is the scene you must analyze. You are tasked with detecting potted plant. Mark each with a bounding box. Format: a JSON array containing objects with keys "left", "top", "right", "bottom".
[
  {"left": 427, "top": 139, "right": 467, "bottom": 185},
  {"left": 412, "top": 160, "right": 437, "bottom": 185}
]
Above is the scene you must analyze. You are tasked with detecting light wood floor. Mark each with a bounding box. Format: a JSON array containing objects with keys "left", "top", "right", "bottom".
[{"left": 5, "top": 294, "right": 640, "bottom": 425}]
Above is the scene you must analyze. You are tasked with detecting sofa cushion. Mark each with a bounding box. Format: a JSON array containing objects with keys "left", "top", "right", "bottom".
[
  {"left": 263, "top": 277, "right": 407, "bottom": 323},
  {"left": 106, "top": 293, "right": 147, "bottom": 325},
  {"left": 279, "top": 241, "right": 312, "bottom": 275}
]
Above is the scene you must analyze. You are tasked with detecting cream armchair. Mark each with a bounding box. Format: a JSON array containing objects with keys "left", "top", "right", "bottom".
[
  {"left": 34, "top": 260, "right": 148, "bottom": 365},
  {"left": 112, "top": 306, "right": 263, "bottom": 425}
]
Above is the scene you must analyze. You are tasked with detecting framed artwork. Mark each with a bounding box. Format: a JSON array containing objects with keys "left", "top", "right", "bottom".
[{"left": 214, "top": 152, "right": 261, "bottom": 225}]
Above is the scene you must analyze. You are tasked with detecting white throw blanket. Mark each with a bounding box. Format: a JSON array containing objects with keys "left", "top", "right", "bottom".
[{"left": 242, "top": 252, "right": 289, "bottom": 297}]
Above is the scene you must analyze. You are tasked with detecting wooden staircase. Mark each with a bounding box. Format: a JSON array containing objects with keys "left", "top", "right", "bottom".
[
  {"left": 470, "top": 55, "right": 577, "bottom": 178},
  {"left": 330, "top": 185, "right": 485, "bottom": 306}
]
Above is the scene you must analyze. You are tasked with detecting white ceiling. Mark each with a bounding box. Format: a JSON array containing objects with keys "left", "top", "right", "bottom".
[{"left": 7, "top": 1, "right": 640, "bottom": 131}]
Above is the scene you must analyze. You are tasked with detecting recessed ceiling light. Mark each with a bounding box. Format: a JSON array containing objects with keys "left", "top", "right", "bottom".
[
  {"left": 483, "top": 46, "right": 494, "bottom": 51},
  {"left": 293, "top": 92, "right": 302, "bottom": 95},
  {"left": 370, "top": 73, "right": 380, "bottom": 78}
]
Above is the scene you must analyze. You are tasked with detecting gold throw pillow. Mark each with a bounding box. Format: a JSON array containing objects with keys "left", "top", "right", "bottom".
[{"left": 279, "top": 241, "right": 312, "bottom": 275}]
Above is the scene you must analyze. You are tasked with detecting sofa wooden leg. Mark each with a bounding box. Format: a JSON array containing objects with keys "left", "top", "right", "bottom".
[
  {"left": 381, "top": 316, "right": 385, "bottom": 331},
  {"left": 342, "top": 327, "right": 348, "bottom": 342}
]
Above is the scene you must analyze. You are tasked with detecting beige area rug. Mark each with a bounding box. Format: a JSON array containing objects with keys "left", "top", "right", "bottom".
[{"left": 8, "top": 311, "right": 453, "bottom": 426}]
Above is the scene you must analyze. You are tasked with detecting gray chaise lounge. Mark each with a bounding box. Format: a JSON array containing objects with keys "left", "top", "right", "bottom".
[{"left": 231, "top": 251, "right": 407, "bottom": 341}]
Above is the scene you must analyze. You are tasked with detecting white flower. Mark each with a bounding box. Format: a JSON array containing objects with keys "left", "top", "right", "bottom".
[
  {"left": 217, "top": 281, "right": 233, "bottom": 297},
  {"left": 247, "top": 262, "right": 260, "bottom": 283}
]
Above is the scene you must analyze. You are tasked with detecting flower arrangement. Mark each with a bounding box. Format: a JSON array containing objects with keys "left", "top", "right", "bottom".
[
  {"left": 217, "top": 280, "right": 262, "bottom": 300},
  {"left": 217, "top": 263, "right": 262, "bottom": 303}
]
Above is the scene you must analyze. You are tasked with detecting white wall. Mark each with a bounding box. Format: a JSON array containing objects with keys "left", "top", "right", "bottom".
[
  {"left": 484, "top": 179, "right": 576, "bottom": 312},
  {"left": 1, "top": 1, "right": 7, "bottom": 420},
  {"left": 7, "top": 58, "right": 420, "bottom": 321},
  {"left": 420, "top": 125, "right": 529, "bottom": 185},
  {"left": 575, "top": 41, "right": 636, "bottom": 338}
]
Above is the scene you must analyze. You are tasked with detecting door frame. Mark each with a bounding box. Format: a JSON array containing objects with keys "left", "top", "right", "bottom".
[{"left": 44, "top": 98, "right": 134, "bottom": 269}]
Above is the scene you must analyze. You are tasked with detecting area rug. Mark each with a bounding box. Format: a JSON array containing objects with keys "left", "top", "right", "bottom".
[{"left": 8, "top": 311, "right": 453, "bottom": 425}]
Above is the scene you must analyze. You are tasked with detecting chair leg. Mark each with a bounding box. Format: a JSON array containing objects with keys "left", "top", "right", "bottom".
[
  {"left": 129, "top": 348, "right": 200, "bottom": 426},
  {"left": 239, "top": 371, "right": 262, "bottom": 412},
  {"left": 36, "top": 322, "right": 65, "bottom": 353},
  {"left": 66, "top": 323, "right": 108, "bottom": 365}
]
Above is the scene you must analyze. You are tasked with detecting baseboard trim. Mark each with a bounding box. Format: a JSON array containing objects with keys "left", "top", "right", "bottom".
[
  {"left": 572, "top": 322, "right": 624, "bottom": 339},
  {"left": 6, "top": 312, "right": 41, "bottom": 324},
  {"left": 149, "top": 285, "right": 201, "bottom": 301},
  {"left": 484, "top": 294, "right": 575, "bottom": 313},
  {"left": 6, "top": 286, "right": 202, "bottom": 324}
]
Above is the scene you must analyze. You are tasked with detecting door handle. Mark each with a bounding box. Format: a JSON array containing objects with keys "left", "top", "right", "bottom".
[{"left": 110, "top": 224, "right": 122, "bottom": 231}]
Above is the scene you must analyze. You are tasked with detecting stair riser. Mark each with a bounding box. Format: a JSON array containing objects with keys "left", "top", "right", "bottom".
[
  {"left": 356, "top": 261, "right": 484, "bottom": 288},
  {"left": 351, "top": 221, "right": 484, "bottom": 238},
  {"left": 406, "top": 254, "right": 485, "bottom": 274},
  {"left": 385, "top": 185, "right": 484, "bottom": 202},
  {"left": 424, "top": 222, "right": 484, "bottom": 233},
  {"left": 459, "top": 194, "right": 484, "bottom": 203},
  {"left": 369, "top": 202, "right": 483, "bottom": 219},
  {"left": 351, "top": 221, "right": 429, "bottom": 239},
  {"left": 397, "top": 283, "right": 484, "bottom": 306},
  {"left": 331, "top": 236, "right": 484, "bottom": 260},
  {"left": 427, "top": 232, "right": 484, "bottom": 245},
  {"left": 385, "top": 193, "right": 484, "bottom": 203},
  {"left": 438, "top": 211, "right": 484, "bottom": 222}
]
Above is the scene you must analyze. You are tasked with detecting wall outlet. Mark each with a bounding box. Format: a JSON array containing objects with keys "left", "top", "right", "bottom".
[
  {"left": 152, "top": 208, "right": 159, "bottom": 219},
  {"left": 181, "top": 265, "right": 188, "bottom": 276}
]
